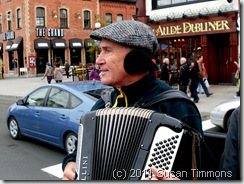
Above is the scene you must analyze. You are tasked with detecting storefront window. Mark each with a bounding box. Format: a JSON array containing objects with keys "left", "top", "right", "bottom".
[{"left": 157, "top": 37, "right": 200, "bottom": 69}]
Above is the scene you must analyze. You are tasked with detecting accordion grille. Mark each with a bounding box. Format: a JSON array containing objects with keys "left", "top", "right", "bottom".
[{"left": 92, "top": 107, "right": 153, "bottom": 180}]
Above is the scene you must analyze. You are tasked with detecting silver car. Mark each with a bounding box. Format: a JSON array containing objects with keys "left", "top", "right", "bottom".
[{"left": 210, "top": 96, "right": 240, "bottom": 130}]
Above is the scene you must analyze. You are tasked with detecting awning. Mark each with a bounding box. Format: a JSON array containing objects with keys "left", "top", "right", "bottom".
[
  {"left": 0, "top": 42, "right": 3, "bottom": 52},
  {"left": 84, "top": 38, "right": 94, "bottom": 48},
  {"left": 34, "top": 38, "right": 50, "bottom": 50},
  {"left": 51, "top": 38, "right": 66, "bottom": 49},
  {"left": 5, "top": 41, "right": 13, "bottom": 52},
  {"left": 69, "top": 38, "right": 83, "bottom": 49},
  {"left": 11, "top": 36, "right": 23, "bottom": 51}
]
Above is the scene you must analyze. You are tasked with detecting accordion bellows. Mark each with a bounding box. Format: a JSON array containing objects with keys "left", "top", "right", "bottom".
[{"left": 76, "top": 107, "right": 185, "bottom": 180}]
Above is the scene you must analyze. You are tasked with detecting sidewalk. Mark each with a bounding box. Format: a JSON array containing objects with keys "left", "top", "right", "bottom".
[{"left": 0, "top": 76, "right": 239, "bottom": 116}]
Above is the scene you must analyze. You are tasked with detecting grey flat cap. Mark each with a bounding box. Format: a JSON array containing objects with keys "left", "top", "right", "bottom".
[{"left": 90, "top": 20, "right": 158, "bottom": 55}]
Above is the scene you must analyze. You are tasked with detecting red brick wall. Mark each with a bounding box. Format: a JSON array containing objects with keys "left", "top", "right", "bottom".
[{"left": 0, "top": 0, "right": 136, "bottom": 76}]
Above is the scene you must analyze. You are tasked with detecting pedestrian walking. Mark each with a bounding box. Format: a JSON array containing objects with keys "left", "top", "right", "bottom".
[
  {"left": 42, "top": 62, "right": 53, "bottom": 84},
  {"left": 160, "top": 58, "right": 170, "bottom": 84},
  {"left": 189, "top": 60, "right": 200, "bottom": 103},
  {"left": 54, "top": 62, "right": 63, "bottom": 83},
  {"left": 197, "top": 55, "right": 213, "bottom": 97},
  {"left": 178, "top": 57, "right": 190, "bottom": 94},
  {"left": 64, "top": 61, "right": 70, "bottom": 78}
]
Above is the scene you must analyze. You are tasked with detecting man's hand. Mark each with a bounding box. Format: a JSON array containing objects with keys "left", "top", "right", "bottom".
[
  {"left": 62, "top": 162, "right": 77, "bottom": 180},
  {"left": 145, "top": 166, "right": 180, "bottom": 180}
]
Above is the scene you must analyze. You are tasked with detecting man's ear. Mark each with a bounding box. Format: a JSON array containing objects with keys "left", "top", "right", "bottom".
[{"left": 124, "top": 49, "right": 152, "bottom": 74}]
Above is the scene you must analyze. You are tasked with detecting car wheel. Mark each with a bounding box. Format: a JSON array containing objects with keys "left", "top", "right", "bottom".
[
  {"left": 9, "top": 117, "right": 21, "bottom": 140},
  {"left": 65, "top": 132, "right": 77, "bottom": 154}
]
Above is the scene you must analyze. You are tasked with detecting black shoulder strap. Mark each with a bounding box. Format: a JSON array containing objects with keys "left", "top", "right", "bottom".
[{"left": 140, "top": 90, "right": 200, "bottom": 116}]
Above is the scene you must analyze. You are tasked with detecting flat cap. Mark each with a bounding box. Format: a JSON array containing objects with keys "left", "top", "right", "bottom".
[{"left": 90, "top": 20, "right": 158, "bottom": 55}]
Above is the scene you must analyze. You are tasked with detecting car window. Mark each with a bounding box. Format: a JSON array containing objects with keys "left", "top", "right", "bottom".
[
  {"left": 47, "top": 88, "right": 69, "bottom": 108},
  {"left": 26, "top": 87, "right": 49, "bottom": 106},
  {"left": 70, "top": 94, "right": 82, "bottom": 108}
]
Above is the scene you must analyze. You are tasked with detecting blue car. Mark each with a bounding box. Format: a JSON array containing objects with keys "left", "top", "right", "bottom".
[{"left": 6, "top": 80, "right": 111, "bottom": 154}]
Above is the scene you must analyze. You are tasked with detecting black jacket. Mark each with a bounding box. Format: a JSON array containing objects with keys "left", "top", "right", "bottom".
[
  {"left": 178, "top": 63, "right": 190, "bottom": 85},
  {"left": 62, "top": 74, "right": 203, "bottom": 170},
  {"left": 160, "top": 63, "right": 169, "bottom": 81}
]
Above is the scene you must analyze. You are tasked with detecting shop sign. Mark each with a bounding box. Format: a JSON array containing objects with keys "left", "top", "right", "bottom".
[
  {"left": 36, "top": 28, "right": 64, "bottom": 37},
  {"left": 1, "top": 31, "right": 15, "bottom": 41},
  {"left": 151, "top": 18, "right": 236, "bottom": 38}
]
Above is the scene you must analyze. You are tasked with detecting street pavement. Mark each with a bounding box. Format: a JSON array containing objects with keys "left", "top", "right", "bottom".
[{"left": 0, "top": 75, "right": 239, "bottom": 117}]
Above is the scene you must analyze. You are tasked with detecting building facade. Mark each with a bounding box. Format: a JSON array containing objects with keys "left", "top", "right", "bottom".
[
  {"left": 136, "top": 0, "right": 240, "bottom": 84},
  {"left": 0, "top": 0, "right": 136, "bottom": 77}
]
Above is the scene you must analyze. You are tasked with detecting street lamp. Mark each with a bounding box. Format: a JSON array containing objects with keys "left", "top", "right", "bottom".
[{"left": 95, "top": 22, "right": 101, "bottom": 29}]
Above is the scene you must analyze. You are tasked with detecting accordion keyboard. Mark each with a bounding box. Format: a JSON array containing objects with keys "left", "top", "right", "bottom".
[{"left": 141, "top": 126, "right": 184, "bottom": 180}]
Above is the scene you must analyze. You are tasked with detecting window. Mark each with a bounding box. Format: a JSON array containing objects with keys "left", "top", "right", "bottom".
[
  {"left": 84, "top": 10, "right": 91, "bottom": 29},
  {"left": 36, "top": 7, "right": 45, "bottom": 27},
  {"left": 17, "top": 9, "right": 22, "bottom": 29},
  {"left": 106, "top": 13, "right": 112, "bottom": 25},
  {"left": 26, "top": 87, "right": 49, "bottom": 106},
  {"left": 0, "top": 15, "right": 2, "bottom": 33},
  {"left": 60, "top": 9, "right": 68, "bottom": 28},
  {"left": 70, "top": 95, "right": 81, "bottom": 108},
  {"left": 117, "top": 14, "right": 123, "bottom": 22},
  {"left": 46, "top": 88, "right": 69, "bottom": 108},
  {"left": 7, "top": 12, "right": 12, "bottom": 31}
]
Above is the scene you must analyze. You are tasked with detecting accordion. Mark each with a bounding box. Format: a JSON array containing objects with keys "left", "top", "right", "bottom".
[{"left": 76, "top": 107, "right": 201, "bottom": 180}]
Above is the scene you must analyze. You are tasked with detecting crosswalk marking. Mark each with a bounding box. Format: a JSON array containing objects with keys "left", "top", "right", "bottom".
[{"left": 41, "top": 163, "right": 63, "bottom": 178}]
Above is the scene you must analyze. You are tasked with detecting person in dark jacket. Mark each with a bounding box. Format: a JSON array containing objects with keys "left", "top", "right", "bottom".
[
  {"left": 62, "top": 20, "right": 203, "bottom": 180},
  {"left": 160, "top": 58, "right": 170, "bottom": 84},
  {"left": 189, "top": 60, "right": 200, "bottom": 103},
  {"left": 178, "top": 57, "right": 190, "bottom": 94}
]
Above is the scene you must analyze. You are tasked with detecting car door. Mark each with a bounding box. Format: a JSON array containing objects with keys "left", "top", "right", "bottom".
[
  {"left": 38, "top": 87, "right": 70, "bottom": 145},
  {"left": 19, "top": 87, "right": 50, "bottom": 137}
]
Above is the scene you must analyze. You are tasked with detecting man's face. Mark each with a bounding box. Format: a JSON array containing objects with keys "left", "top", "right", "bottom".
[{"left": 96, "top": 39, "right": 132, "bottom": 87}]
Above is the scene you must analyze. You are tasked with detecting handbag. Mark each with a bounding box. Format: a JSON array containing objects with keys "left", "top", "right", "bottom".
[
  {"left": 235, "top": 70, "right": 240, "bottom": 79},
  {"left": 204, "top": 78, "right": 210, "bottom": 88}
]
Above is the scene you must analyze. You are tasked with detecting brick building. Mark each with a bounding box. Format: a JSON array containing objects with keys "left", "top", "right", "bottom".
[{"left": 0, "top": 0, "right": 136, "bottom": 77}]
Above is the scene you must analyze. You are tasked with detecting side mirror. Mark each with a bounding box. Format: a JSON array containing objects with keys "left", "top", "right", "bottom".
[{"left": 16, "top": 99, "right": 25, "bottom": 106}]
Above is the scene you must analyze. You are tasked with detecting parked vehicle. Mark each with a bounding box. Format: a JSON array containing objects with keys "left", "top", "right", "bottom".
[
  {"left": 6, "top": 80, "right": 111, "bottom": 154},
  {"left": 210, "top": 96, "right": 240, "bottom": 130}
]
